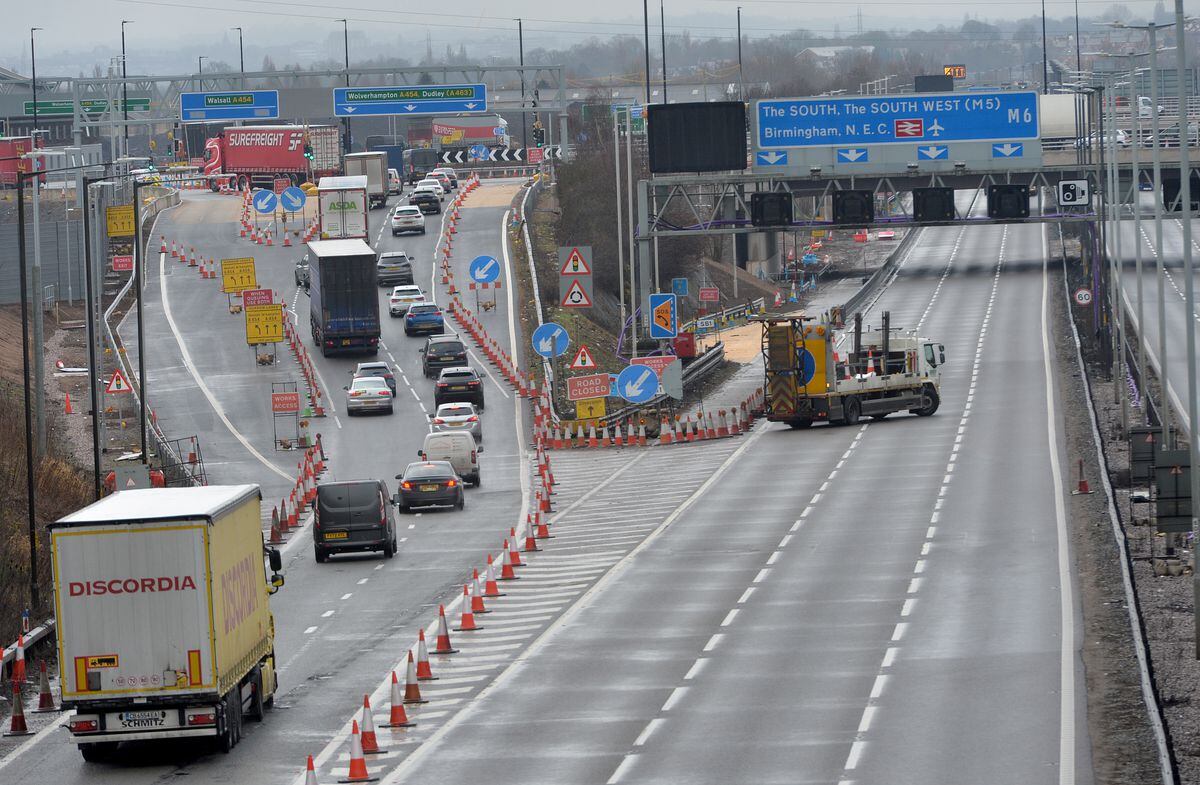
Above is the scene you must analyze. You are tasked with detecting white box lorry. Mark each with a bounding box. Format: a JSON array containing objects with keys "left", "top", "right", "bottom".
[
  {"left": 317, "top": 175, "right": 369, "bottom": 240},
  {"left": 343, "top": 150, "right": 389, "bottom": 209},
  {"left": 51, "top": 485, "right": 285, "bottom": 761}
]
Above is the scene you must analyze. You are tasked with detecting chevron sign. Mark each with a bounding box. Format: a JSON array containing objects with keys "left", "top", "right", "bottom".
[{"left": 439, "top": 146, "right": 563, "bottom": 164}]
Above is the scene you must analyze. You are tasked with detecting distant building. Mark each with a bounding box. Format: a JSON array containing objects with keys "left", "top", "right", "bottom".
[{"left": 797, "top": 46, "right": 876, "bottom": 71}]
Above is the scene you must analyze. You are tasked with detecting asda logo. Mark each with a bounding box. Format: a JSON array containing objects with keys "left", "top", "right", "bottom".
[{"left": 328, "top": 200, "right": 360, "bottom": 211}]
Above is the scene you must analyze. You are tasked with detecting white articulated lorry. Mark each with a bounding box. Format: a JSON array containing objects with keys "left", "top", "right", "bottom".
[
  {"left": 343, "top": 151, "right": 389, "bottom": 209},
  {"left": 51, "top": 485, "right": 285, "bottom": 761}
]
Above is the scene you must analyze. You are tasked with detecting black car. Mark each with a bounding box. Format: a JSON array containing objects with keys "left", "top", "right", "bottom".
[
  {"left": 313, "top": 480, "right": 398, "bottom": 562},
  {"left": 421, "top": 335, "right": 468, "bottom": 377},
  {"left": 376, "top": 251, "right": 415, "bottom": 286},
  {"left": 409, "top": 190, "right": 441, "bottom": 215},
  {"left": 295, "top": 255, "right": 310, "bottom": 289},
  {"left": 434, "top": 366, "right": 484, "bottom": 409},
  {"left": 394, "top": 461, "right": 464, "bottom": 512}
]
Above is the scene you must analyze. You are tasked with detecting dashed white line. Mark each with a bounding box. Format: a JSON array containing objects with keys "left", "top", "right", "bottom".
[
  {"left": 719, "top": 609, "right": 739, "bottom": 627},
  {"left": 633, "top": 718, "right": 666, "bottom": 747},
  {"left": 661, "top": 686, "right": 689, "bottom": 711},
  {"left": 737, "top": 587, "right": 756, "bottom": 604},
  {"left": 304, "top": 625, "right": 318, "bottom": 634},
  {"left": 340, "top": 593, "right": 353, "bottom": 601},
  {"left": 702, "top": 634, "right": 724, "bottom": 652},
  {"left": 683, "top": 658, "right": 707, "bottom": 680}
]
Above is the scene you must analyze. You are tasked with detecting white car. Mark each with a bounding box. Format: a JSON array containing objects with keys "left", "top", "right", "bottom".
[
  {"left": 389, "top": 285, "right": 425, "bottom": 317},
  {"left": 345, "top": 376, "right": 394, "bottom": 415},
  {"left": 415, "top": 178, "right": 445, "bottom": 201},
  {"left": 391, "top": 206, "right": 426, "bottom": 236}
]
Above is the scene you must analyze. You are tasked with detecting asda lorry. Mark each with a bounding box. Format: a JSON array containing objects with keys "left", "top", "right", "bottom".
[
  {"left": 51, "top": 485, "right": 285, "bottom": 760},
  {"left": 318, "top": 175, "right": 369, "bottom": 240},
  {"left": 308, "top": 239, "right": 381, "bottom": 356},
  {"left": 343, "top": 151, "right": 389, "bottom": 209},
  {"left": 757, "top": 311, "right": 944, "bottom": 428}
]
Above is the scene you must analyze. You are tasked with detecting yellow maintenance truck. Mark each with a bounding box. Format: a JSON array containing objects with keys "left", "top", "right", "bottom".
[
  {"left": 758, "top": 311, "right": 945, "bottom": 428},
  {"left": 51, "top": 485, "right": 285, "bottom": 761}
]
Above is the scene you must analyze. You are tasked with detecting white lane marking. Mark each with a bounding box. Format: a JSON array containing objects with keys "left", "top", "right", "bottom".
[
  {"left": 466, "top": 347, "right": 512, "bottom": 398},
  {"left": 844, "top": 740, "right": 867, "bottom": 770},
  {"left": 683, "top": 658, "right": 707, "bottom": 680},
  {"left": 778, "top": 534, "right": 793, "bottom": 548},
  {"left": 881, "top": 647, "right": 898, "bottom": 668},
  {"left": 907, "top": 578, "right": 923, "bottom": 594},
  {"left": 703, "top": 634, "right": 724, "bottom": 652},
  {"left": 633, "top": 718, "right": 666, "bottom": 747},
  {"left": 1042, "top": 224, "right": 1077, "bottom": 785},
  {"left": 737, "top": 587, "right": 755, "bottom": 604},
  {"left": 857, "top": 705, "right": 877, "bottom": 733},
  {"left": 357, "top": 578, "right": 369, "bottom": 585},
  {"left": 891, "top": 622, "right": 908, "bottom": 641},
  {"left": 322, "top": 610, "right": 335, "bottom": 618},
  {"left": 0, "top": 713, "right": 71, "bottom": 772},
  {"left": 900, "top": 598, "right": 916, "bottom": 617},
  {"left": 340, "top": 593, "right": 353, "bottom": 601},
  {"left": 719, "top": 609, "right": 739, "bottom": 627},
  {"left": 752, "top": 568, "right": 770, "bottom": 584},
  {"left": 157, "top": 250, "right": 292, "bottom": 482},
  {"left": 869, "top": 674, "right": 888, "bottom": 700},
  {"left": 606, "top": 755, "right": 638, "bottom": 784},
  {"left": 334, "top": 415, "right": 343, "bottom": 430},
  {"left": 661, "top": 686, "right": 689, "bottom": 711},
  {"left": 375, "top": 563, "right": 385, "bottom": 570},
  {"left": 304, "top": 625, "right": 318, "bottom": 634}
]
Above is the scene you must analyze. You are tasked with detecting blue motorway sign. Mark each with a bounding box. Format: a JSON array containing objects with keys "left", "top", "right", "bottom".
[
  {"left": 469, "top": 255, "right": 500, "bottom": 284},
  {"left": 756, "top": 91, "right": 1039, "bottom": 149},
  {"left": 649, "top": 293, "right": 678, "bottom": 339},
  {"left": 279, "top": 186, "right": 307, "bottom": 212},
  {"left": 917, "top": 145, "right": 948, "bottom": 160},
  {"left": 671, "top": 277, "right": 688, "bottom": 297},
  {"left": 993, "top": 142, "right": 1024, "bottom": 158},
  {"left": 180, "top": 90, "right": 279, "bottom": 122},
  {"left": 616, "top": 365, "right": 658, "bottom": 404},
  {"left": 469, "top": 144, "right": 490, "bottom": 161},
  {"left": 837, "top": 148, "right": 868, "bottom": 163},
  {"left": 532, "top": 322, "right": 569, "bottom": 358},
  {"left": 333, "top": 84, "right": 487, "bottom": 117},
  {"left": 756, "top": 151, "right": 788, "bottom": 166},
  {"left": 251, "top": 189, "right": 278, "bottom": 215}
]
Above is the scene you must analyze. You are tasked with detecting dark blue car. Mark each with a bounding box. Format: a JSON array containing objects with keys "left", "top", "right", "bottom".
[{"left": 404, "top": 303, "right": 445, "bottom": 336}]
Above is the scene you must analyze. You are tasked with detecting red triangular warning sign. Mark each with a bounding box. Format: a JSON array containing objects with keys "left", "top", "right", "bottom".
[
  {"left": 560, "top": 247, "right": 592, "bottom": 276},
  {"left": 125, "top": 477, "right": 137, "bottom": 488},
  {"left": 106, "top": 368, "right": 132, "bottom": 394},
  {"left": 570, "top": 345, "right": 597, "bottom": 370},
  {"left": 561, "top": 278, "right": 593, "bottom": 308}
]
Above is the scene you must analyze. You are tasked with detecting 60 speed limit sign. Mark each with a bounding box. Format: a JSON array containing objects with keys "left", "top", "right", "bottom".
[{"left": 1074, "top": 288, "right": 1093, "bottom": 306}]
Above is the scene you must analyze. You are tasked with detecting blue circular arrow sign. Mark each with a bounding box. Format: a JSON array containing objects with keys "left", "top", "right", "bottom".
[
  {"left": 469, "top": 255, "right": 500, "bottom": 284},
  {"left": 617, "top": 365, "right": 658, "bottom": 404},
  {"left": 252, "top": 189, "right": 279, "bottom": 214},
  {"left": 531, "top": 322, "right": 569, "bottom": 358},
  {"left": 280, "top": 186, "right": 307, "bottom": 212},
  {"left": 469, "top": 144, "right": 490, "bottom": 161}
]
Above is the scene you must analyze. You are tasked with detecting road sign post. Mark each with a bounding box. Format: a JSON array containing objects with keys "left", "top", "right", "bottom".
[{"left": 334, "top": 84, "right": 488, "bottom": 117}]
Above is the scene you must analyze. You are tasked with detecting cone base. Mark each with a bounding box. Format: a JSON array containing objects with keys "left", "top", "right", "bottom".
[
  {"left": 402, "top": 698, "right": 429, "bottom": 705},
  {"left": 483, "top": 592, "right": 505, "bottom": 598},
  {"left": 3, "top": 730, "right": 34, "bottom": 737},
  {"left": 32, "top": 706, "right": 60, "bottom": 713},
  {"left": 431, "top": 647, "right": 459, "bottom": 654},
  {"left": 498, "top": 575, "right": 520, "bottom": 581},
  {"left": 362, "top": 749, "right": 388, "bottom": 755},
  {"left": 381, "top": 721, "right": 416, "bottom": 728},
  {"left": 416, "top": 674, "right": 438, "bottom": 681},
  {"left": 338, "top": 778, "right": 379, "bottom": 784},
  {"left": 452, "top": 625, "right": 482, "bottom": 632}
]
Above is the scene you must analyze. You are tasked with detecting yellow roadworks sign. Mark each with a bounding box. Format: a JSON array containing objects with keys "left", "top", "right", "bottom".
[
  {"left": 105, "top": 205, "right": 135, "bottom": 237},
  {"left": 576, "top": 397, "right": 606, "bottom": 419},
  {"left": 221, "top": 257, "right": 258, "bottom": 293},
  {"left": 245, "top": 304, "right": 283, "bottom": 345}
]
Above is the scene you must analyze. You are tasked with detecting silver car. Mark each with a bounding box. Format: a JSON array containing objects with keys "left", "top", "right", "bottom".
[
  {"left": 430, "top": 402, "right": 482, "bottom": 445},
  {"left": 345, "top": 376, "right": 394, "bottom": 415}
]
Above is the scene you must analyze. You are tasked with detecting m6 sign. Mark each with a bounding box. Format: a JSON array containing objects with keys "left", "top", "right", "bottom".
[{"left": 567, "top": 373, "right": 612, "bottom": 402}]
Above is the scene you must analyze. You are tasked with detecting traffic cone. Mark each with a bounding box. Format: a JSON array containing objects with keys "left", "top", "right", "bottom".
[
  {"left": 33, "top": 660, "right": 57, "bottom": 712},
  {"left": 483, "top": 555, "right": 503, "bottom": 597},
  {"left": 523, "top": 516, "right": 541, "bottom": 552},
  {"left": 269, "top": 506, "right": 285, "bottom": 544},
  {"left": 12, "top": 635, "right": 25, "bottom": 683},
  {"left": 382, "top": 671, "right": 414, "bottom": 728},
  {"left": 1073, "top": 458, "right": 1093, "bottom": 495},
  {"left": 283, "top": 233, "right": 292, "bottom": 248},
  {"left": 614, "top": 421, "right": 626, "bottom": 447},
  {"left": 64, "top": 393, "right": 73, "bottom": 415},
  {"left": 415, "top": 629, "right": 436, "bottom": 680},
  {"left": 189, "top": 248, "right": 198, "bottom": 267},
  {"left": 170, "top": 241, "right": 179, "bottom": 258},
  {"left": 705, "top": 412, "right": 717, "bottom": 440},
  {"left": 454, "top": 585, "right": 481, "bottom": 631},
  {"left": 534, "top": 510, "right": 552, "bottom": 539},
  {"left": 730, "top": 406, "right": 742, "bottom": 436},
  {"left": 159, "top": 236, "right": 167, "bottom": 253},
  {"left": 499, "top": 547, "right": 518, "bottom": 580},
  {"left": 471, "top": 570, "right": 489, "bottom": 613},
  {"left": 4, "top": 680, "right": 32, "bottom": 737},
  {"left": 359, "top": 695, "right": 384, "bottom": 754},
  {"left": 659, "top": 416, "right": 672, "bottom": 445},
  {"left": 507, "top": 533, "right": 523, "bottom": 566},
  {"left": 338, "top": 720, "right": 375, "bottom": 783},
  {"left": 266, "top": 229, "right": 274, "bottom": 247},
  {"left": 717, "top": 410, "right": 730, "bottom": 438},
  {"left": 303, "top": 755, "right": 319, "bottom": 785},
  {"left": 432, "top": 605, "right": 458, "bottom": 654},
  {"left": 402, "top": 652, "right": 426, "bottom": 704},
  {"left": 637, "top": 422, "right": 647, "bottom": 447}
]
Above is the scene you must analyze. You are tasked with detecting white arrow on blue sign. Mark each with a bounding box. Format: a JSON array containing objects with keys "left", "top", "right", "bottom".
[
  {"left": 252, "top": 189, "right": 278, "bottom": 214},
  {"left": 756, "top": 151, "right": 788, "bottom": 166},
  {"left": 469, "top": 255, "right": 500, "bottom": 284},
  {"left": 280, "top": 186, "right": 307, "bottom": 212},
  {"left": 917, "top": 145, "right": 948, "bottom": 160},
  {"left": 617, "top": 365, "right": 658, "bottom": 404},
  {"left": 531, "top": 322, "right": 570, "bottom": 358},
  {"left": 837, "top": 148, "right": 868, "bottom": 163},
  {"left": 993, "top": 143, "right": 1024, "bottom": 158}
]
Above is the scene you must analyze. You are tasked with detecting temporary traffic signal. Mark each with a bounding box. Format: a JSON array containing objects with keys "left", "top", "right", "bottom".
[
  {"left": 532, "top": 128, "right": 546, "bottom": 147},
  {"left": 832, "top": 191, "right": 874, "bottom": 225},
  {"left": 912, "top": 187, "right": 956, "bottom": 222},
  {"left": 986, "top": 184, "right": 1030, "bottom": 220},
  {"left": 750, "top": 192, "right": 793, "bottom": 227}
]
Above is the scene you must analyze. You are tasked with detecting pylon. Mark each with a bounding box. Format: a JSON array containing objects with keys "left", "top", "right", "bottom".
[
  {"left": 507, "top": 531, "right": 523, "bottom": 566},
  {"left": 705, "top": 412, "right": 717, "bottom": 440},
  {"left": 483, "top": 555, "right": 504, "bottom": 596},
  {"left": 4, "top": 680, "right": 32, "bottom": 737},
  {"left": 64, "top": 393, "right": 73, "bottom": 415},
  {"left": 523, "top": 516, "right": 541, "bottom": 552},
  {"left": 717, "top": 410, "right": 730, "bottom": 437},
  {"left": 659, "top": 416, "right": 672, "bottom": 445},
  {"left": 499, "top": 547, "right": 518, "bottom": 580},
  {"left": 551, "top": 426, "right": 563, "bottom": 450},
  {"left": 338, "top": 720, "right": 375, "bottom": 783},
  {"left": 189, "top": 248, "right": 198, "bottom": 267},
  {"left": 415, "top": 629, "right": 436, "bottom": 680},
  {"left": 454, "top": 585, "right": 481, "bottom": 631},
  {"left": 283, "top": 233, "right": 292, "bottom": 247},
  {"left": 730, "top": 406, "right": 742, "bottom": 436},
  {"left": 402, "top": 651, "right": 427, "bottom": 704},
  {"left": 539, "top": 489, "right": 552, "bottom": 514},
  {"left": 358, "top": 694, "right": 385, "bottom": 754},
  {"left": 303, "top": 754, "right": 319, "bottom": 785},
  {"left": 12, "top": 634, "right": 25, "bottom": 683},
  {"left": 284, "top": 497, "right": 296, "bottom": 528},
  {"left": 269, "top": 506, "right": 285, "bottom": 544},
  {"left": 534, "top": 509, "right": 552, "bottom": 539},
  {"left": 615, "top": 421, "right": 626, "bottom": 447},
  {"left": 637, "top": 422, "right": 647, "bottom": 447},
  {"left": 382, "top": 671, "right": 415, "bottom": 728},
  {"left": 686, "top": 416, "right": 697, "bottom": 442},
  {"left": 266, "top": 229, "right": 274, "bottom": 247},
  {"left": 1073, "top": 458, "right": 1093, "bottom": 495},
  {"left": 170, "top": 241, "right": 179, "bottom": 258},
  {"left": 470, "top": 570, "right": 489, "bottom": 612},
  {"left": 33, "top": 660, "right": 57, "bottom": 712},
  {"left": 432, "top": 604, "right": 458, "bottom": 654}
]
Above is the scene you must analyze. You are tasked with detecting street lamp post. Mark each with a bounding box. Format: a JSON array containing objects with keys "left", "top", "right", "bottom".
[
  {"left": 232, "top": 26, "right": 245, "bottom": 88},
  {"left": 1041, "top": 0, "right": 1049, "bottom": 93},
  {"left": 338, "top": 19, "right": 351, "bottom": 153},
  {"left": 660, "top": 0, "right": 667, "bottom": 101},
  {"left": 121, "top": 20, "right": 132, "bottom": 155},
  {"left": 196, "top": 55, "right": 207, "bottom": 92},
  {"left": 737, "top": 7, "right": 745, "bottom": 102},
  {"left": 643, "top": 0, "right": 651, "bottom": 105},
  {"left": 517, "top": 19, "right": 526, "bottom": 149},
  {"left": 30, "top": 28, "right": 41, "bottom": 137}
]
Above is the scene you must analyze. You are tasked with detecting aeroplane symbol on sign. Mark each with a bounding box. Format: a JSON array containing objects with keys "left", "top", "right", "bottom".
[{"left": 927, "top": 118, "right": 944, "bottom": 137}]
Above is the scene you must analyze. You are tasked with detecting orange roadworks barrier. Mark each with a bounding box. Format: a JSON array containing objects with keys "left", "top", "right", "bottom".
[
  {"left": 432, "top": 604, "right": 458, "bottom": 654},
  {"left": 33, "top": 660, "right": 58, "bottom": 712},
  {"left": 381, "top": 671, "right": 415, "bottom": 728},
  {"left": 402, "top": 652, "right": 427, "bottom": 704},
  {"left": 358, "top": 694, "right": 385, "bottom": 754},
  {"left": 483, "top": 556, "right": 504, "bottom": 596},
  {"left": 304, "top": 754, "right": 319, "bottom": 785},
  {"left": 454, "top": 585, "right": 481, "bottom": 631},
  {"left": 4, "top": 680, "right": 32, "bottom": 737},
  {"left": 415, "top": 629, "right": 436, "bottom": 680},
  {"left": 338, "top": 720, "right": 375, "bottom": 783}
]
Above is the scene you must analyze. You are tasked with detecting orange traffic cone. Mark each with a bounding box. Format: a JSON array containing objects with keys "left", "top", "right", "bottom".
[
  {"left": 4, "top": 680, "right": 32, "bottom": 737},
  {"left": 358, "top": 694, "right": 385, "bottom": 754},
  {"left": 415, "top": 629, "right": 436, "bottom": 680},
  {"left": 12, "top": 634, "right": 25, "bottom": 683},
  {"left": 303, "top": 754, "right": 319, "bottom": 785},
  {"left": 483, "top": 555, "right": 504, "bottom": 597},
  {"left": 659, "top": 416, "right": 672, "bottom": 445},
  {"left": 534, "top": 510, "right": 552, "bottom": 539},
  {"left": 432, "top": 605, "right": 458, "bottom": 654},
  {"left": 269, "top": 506, "right": 285, "bottom": 544},
  {"left": 471, "top": 570, "right": 489, "bottom": 612},
  {"left": 507, "top": 534, "right": 522, "bottom": 567},
  {"left": 499, "top": 548, "right": 518, "bottom": 580},
  {"left": 1073, "top": 458, "right": 1093, "bottom": 495},
  {"left": 382, "top": 671, "right": 415, "bottom": 728},
  {"left": 64, "top": 393, "right": 73, "bottom": 415},
  {"left": 523, "top": 516, "right": 541, "bottom": 552},
  {"left": 338, "top": 720, "right": 374, "bottom": 783},
  {"left": 33, "top": 660, "right": 57, "bottom": 712},
  {"left": 454, "top": 585, "right": 481, "bottom": 631},
  {"left": 402, "top": 651, "right": 427, "bottom": 704}
]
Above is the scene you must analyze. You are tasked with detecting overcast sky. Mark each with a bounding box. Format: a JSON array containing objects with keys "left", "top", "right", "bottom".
[{"left": 3, "top": 0, "right": 1190, "bottom": 75}]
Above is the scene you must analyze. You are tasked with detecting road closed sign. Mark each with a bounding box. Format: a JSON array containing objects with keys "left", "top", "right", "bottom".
[{"left": 567, "top": 373, "right": 611, "bottom": 401}]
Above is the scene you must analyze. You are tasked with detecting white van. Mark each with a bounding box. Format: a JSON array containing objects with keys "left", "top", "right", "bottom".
[
  {"left": 419, "top": 431, "right": 480, "bottom": 486},
  {"left": 388, "top": 168, "right": 402, "bottom": 195}
]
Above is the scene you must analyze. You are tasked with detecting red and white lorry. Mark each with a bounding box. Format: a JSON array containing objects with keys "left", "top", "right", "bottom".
[{"left": 203, "top": 125, "right": 340, "bottom": 191}]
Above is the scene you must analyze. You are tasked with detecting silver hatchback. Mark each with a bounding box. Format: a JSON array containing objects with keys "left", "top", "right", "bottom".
[{"left": 429, "top": 402, "right": 482, "bottom": 445}]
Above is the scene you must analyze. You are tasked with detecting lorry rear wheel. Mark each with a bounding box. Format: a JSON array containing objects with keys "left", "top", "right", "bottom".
[
  {"left": 248, "top": 671, "right": 266, "bottom": 721},
  {"left": 79, "top": 742, "right": 118, "bottom": 762},
  {"left": 842, "top": 397, "right": 861, "bottom": 426},
  {"left": 216, "top": 694, "right": 235, "bottom": 753},
  {"left": 914, "top": 384, "right": 940, "bottom": 417}
]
